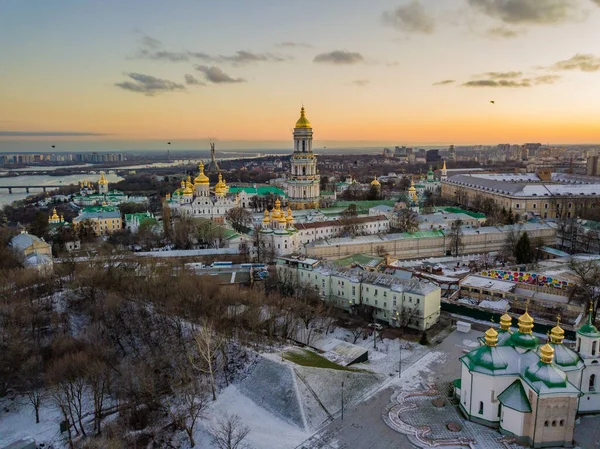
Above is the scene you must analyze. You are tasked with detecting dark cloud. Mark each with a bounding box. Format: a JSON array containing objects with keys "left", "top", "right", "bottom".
[
  {"left": 382, "top": 1, "right": 435, "bottom": 34},
  {"left": 484, "top": 71, "right": 523, "bottom": 79},
  {"left": 0, "top": 131, "right": 107, "bottom": 137},
  {"left": 216, "top": 50, "right": 291, "bottom": 65},
  {"left": 184, "top": 74, "right": 205, "bottom": 86},
  {"left": 432, "top": 79, "right": 456, "bottom": 86},
  {"left": 487, "top": 26, "right": 524, "bottom": 38},
  {"left": 351, "top": 80, "right": 370, "bottom": 87},
  {"left": 194, "top": 65, "right": 246, "bottom": 84},
  {"left": 276, "top": 42, "right": 313, "bottom": 48},
  {"left": 463, "top": 79, "right": 531, "bottom": 87},
  {"left": 467, "top": 0, "right": 580, "bottom": 25},
  {"left": 462, "top": 74, "right": 561, "bottom": 88},
  {"left": 115, "top": 73, "right": 186, "bottom": 96},
  {"left": 313, "top": 50, "right": 364, "bottom": 65},
  {"left": 551, "top": 53, "right": 600, "bottom": 72},
  {"left": 133, "top": 35, "right": 290, "bottom": 65}
]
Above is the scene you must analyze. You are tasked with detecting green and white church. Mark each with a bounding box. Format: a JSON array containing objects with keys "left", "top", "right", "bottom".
[{"left": 455, "top": 304, "right": 600, "bottom": 448}]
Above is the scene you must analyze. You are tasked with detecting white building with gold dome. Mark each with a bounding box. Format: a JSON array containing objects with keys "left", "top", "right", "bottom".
[
  {"left": 286, "top": 107, "right": 320, "bottom": 210},
  {"left": 167, "top": 162, "right": 252, "bottom": 224},
  {"left": 456, "top": 304, "right": 600, "bottom": 448},
  {"left": 259, "top": 199, "right": 299, "bottom": 255}
]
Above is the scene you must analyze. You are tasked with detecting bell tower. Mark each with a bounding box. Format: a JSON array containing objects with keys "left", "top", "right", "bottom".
[{"left": 287, "top": 106, "right": 320, "bottom": 209}]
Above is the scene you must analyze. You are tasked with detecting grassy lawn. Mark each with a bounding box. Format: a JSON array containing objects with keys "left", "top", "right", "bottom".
[{"left": 283, "top": 348, "right": 356, "bottom": 371}]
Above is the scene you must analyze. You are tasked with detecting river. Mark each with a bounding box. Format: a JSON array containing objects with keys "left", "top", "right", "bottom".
[{"left": 0, "top": 172, "right": 123, "bottom": 206}]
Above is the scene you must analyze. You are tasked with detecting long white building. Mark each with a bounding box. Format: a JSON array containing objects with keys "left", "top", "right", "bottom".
[{"left": 276, "top": 256, "right": 441, "bottom": 330}]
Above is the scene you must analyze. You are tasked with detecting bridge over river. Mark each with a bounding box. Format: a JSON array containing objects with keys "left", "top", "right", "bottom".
[{"left": 0, "top": 185, "right": 58, "bottom": 193}]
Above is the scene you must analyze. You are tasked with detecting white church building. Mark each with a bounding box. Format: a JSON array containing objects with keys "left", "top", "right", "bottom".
[{"left": 456, "top": 304, "right": 600, "bottom": 447}]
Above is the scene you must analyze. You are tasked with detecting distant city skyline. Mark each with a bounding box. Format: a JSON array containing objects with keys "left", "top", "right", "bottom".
[{"left": 2, "top": 0, "right": 600, "bottom": 149}]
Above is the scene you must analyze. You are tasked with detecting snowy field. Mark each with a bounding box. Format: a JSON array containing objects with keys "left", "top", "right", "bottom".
[{"left": 0, "top": 328, "right": 433, "bottom": 449}]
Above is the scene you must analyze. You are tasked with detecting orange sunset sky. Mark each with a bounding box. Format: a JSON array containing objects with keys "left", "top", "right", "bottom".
[{"left": 1, "top": 0, "right": 600, "bottom": 151}]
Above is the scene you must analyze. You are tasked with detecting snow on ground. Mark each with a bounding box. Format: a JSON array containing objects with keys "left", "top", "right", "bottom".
[
  {"left": 0, "top": 395, "right": 64, "bottom": 448},
  {"left": 192, "top": 384, "right": 310, "bottom": 449}
]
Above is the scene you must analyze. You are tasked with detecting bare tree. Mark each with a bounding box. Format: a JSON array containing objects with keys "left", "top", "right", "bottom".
[
  {"left": 351, "top": 326, "right": 364, "bottom": 344},
  {"left": 209, "top": 413, "right": 251, "bottom": 449},
  {"left": 447, "top": 219, "right": 464, "bottom": 257},
  {"left": 225, "top": 207, "right": 253, "bottom": 233},
  {"left": 192, "top": 320, "right": 223, "bottom": 401},
  {"left": 21, "top": 354, "right": 45, "bottom": 424},
  {"left": 394, "top": 208, "right": 419, "bottom": 233}
]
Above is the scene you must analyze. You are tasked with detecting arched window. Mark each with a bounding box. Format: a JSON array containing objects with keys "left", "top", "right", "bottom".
[
  {"left": 302, "top": 140, "right": 306, "bottom": 152},
  {"left": 544, "top": 420, "right": 549, "bottom": 427},
  {"left": 577, "top": 338, "right": 581, "bottom": 352},
  {"left": 302, "top": 167, "right": 306, "bottom": 176},
  {"left": 552, "top": 420, "right": 556, "bottom": 427},
  {"left": 590, "top": 374, "right": 596, "bottom": 392},
  {"left": 560, "top": 419, "right": 565, "bottom": 426}
]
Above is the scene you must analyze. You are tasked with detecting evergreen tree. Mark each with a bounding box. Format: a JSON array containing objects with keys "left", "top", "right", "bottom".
[
  {"left": 29, "top": 212, "right": 49, "bottom": 240},
  {"left": 514, "top": 231, "right": 534, "bottom": 264}
]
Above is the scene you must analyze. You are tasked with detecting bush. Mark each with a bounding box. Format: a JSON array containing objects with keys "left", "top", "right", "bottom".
[{"left": 419, "top": 331, "right": 429, "bottom": 346}]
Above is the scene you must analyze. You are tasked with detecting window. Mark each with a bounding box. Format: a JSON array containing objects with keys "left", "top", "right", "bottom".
[
  {"left": 593, "top": 341, "right": 597, "bottom": 356},
  {"left": 552, "top": 421, "right": 556, "bottom": 427},
  {"left": 533, "top": 203, "right": 537, "bottom": 209},
  {"left": 375, "top": 300, "right": 378, "bottom": 306},
  {"left": 560, "top": 419, "right": 565, "bottom": 427},
  {"left": 352, "top": 286, "right": 356, "bottom": 296},
  {"left": 544, "top": 420, "right": 549, "bottom": 427},
  {"left": 577, "top": 338, "right": 581, "bottom": 352},
  {"left": 416, "top": 298, "right": 420, "bottom": 304},
  {"left": 590, "top": 374, "right": 596, "bottom": 392},
  {"left": 384, "top": 302, "right": 387, "bottom": 308},
  {"left": 478, "top": 401, "right": 484, "bottom": 415},
  {"left": 544, "top": 203, "right": 548, "bottom": 209},
  {"left": 393, "top": 300, "right": 397, "bottom": 306}
]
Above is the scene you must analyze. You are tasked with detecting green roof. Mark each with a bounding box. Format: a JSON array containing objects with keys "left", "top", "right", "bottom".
[
  {"left": 439, "top": 206, "right": 486, "bottom": 219},
  {"left": 546, "top": 343, "right": 582, "bottom": 369},
  {"left": 577, "top": 310, "right": 600, "bottom": 337},
  {"left": 453, "top": 378, "right": 461, "bottom": 389},
  {"left": 82, "top": 205, "right": 119, "bottom": 213},
  {"left": 402, "top": 230, "right": 445, "bottom": 239},
  {"left": 228, "top": 186, "right": 286, "bottom": 197},
  {"left": 333, "top": 253, "right": 384, "bottom": 269},
  {"left": 497, "top": 380, "right": 532, "bottom": 413},
  {"left": 335, "top": 200, "right": 395, "bottom": 214},
  {"left": 462, "top": 345, "right": 509, "bottom": 373},
  {"left": 523, "top": 361, "right": 570, "bottom": 392},
  {"left": 321, "top": 191, "right": 335, "bottom": 196},
  {"left": 509, "top": 332, "right": 539, "bottom": 349}
]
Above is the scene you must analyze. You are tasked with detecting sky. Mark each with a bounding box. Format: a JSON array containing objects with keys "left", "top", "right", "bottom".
[{"left": 1, "top": 0, "right": 600, "bottom": 151}]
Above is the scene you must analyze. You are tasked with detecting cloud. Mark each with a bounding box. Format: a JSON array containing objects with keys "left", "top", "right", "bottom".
[
  {"left": 216, "top": 50, "right": 291, "bottom": 65},
  {"left": 432, "top": 79, "right": 456, "bottom": 86},
  {"left": 114, "top": 73, "right": 186, "bottom": 95},
  {"left": 313, "top": 50, "right": 364, "bottom": 65},
  {"left": 487, "top": 26, "right": 525, "bottom": 38},
  {"left": 382, "top": 1, "right": 435, "bottom": 34},
  {"left": 0, "top": 131, "right": 107, "bottom": 137},
  {"left": 184, "top": 74, "right": 205, "bottom": 86},
  {"left": 276, "top": 42, "right": 313, "bottom": 48},
  {"left": 551, "top": 53, "right": 600, "bottom": 72},
  {"left": 483, "top": 71, "right": 523, "bottom": 78},
  {"left": 462, "top": 74, "right": 561, "bottom": 88},
  {"left": 132, "top": 35, "right": 290, "bottom": 65},
  {"left": 351, "top": 80, "right": 370, "bottom": 87},
  {"left": 467, "top": 0, "right": 580, "bottom": 25},
  {"left": 194, "top": 65, "right": 246, "bottom": 84},
  {"left": 463, "top": 79, "right": 531, "bottom": 87},
  {"left": 592, "top": 0, "right": 600, "bottom": 5}
]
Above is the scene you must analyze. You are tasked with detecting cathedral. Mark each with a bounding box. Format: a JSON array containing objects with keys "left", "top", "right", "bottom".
[
  {"left": 456, "top": 304, "right": 600, "bottom": 448},
  {"left": 167, "top": 162, "right": 251, "bottom": 224},
  {"left": 286, "top": 107, "right": 320, "bottom": 210}
]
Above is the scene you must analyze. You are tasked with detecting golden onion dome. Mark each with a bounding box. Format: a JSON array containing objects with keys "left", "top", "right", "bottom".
[
  {"left": 262, "top": 210, "right": 271, "bottom": 224},
  {"left": 166, "top": 193, "right": 171, "bottom": 200},
  {"left": 60, "top": 215, "right": 64, "bottom": 222},
  {"left": 51, "top": 208, "right": 59, "bottom": 219},
  {"left": 539, "top": 341, "right": 555, "bottom": 364},
  {"left": 550, "top": 316, "right": 565, "bottom": 344},
  {"left": 485, "top": 326, "right": 499, "bottom": 347},
  {"left": 286, "top": 207, "right": 294, "bottom": 223},
  {"left": 295, "top": 106, "right": 312, "bottom": 129},
  {"left": 99, "top": 172, "right": 108, "bottom": 185},
  {"left": 442, "top": 160, "right": 447, "bottom": 171},
  {"left": 408, "top": 179, "right": 416, "bottom": 192},
  {"left": 180, "top": 180, "right": 186, "bottom": 189},
  {"left": 194, "top": 162, "right": 210, "bottom": 185},
  {"left": 500, "top": 313, "right": 512, "bottom": 331},
  {"left": 518, "top": 309, "right": 534, "bottom": 334},
  {"left": 371, "top": 176, "right": 381, "bottom": 187}
]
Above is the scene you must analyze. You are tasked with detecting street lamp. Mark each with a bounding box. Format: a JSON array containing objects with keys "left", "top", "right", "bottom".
[{"left": 341, "top": 381, "right": 344, "bottom": 420}]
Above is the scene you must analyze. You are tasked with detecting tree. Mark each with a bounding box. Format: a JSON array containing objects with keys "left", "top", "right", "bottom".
[
  {"left": 367, "top": 184, "right": 380, "bottom": 201},
  {"left": 29, "top": 212, "right": 49, "bottom": 240},
  {"left": 568, "top": 259, "right": 600, "bottom": 313},
  {"left": 251, "top": 224, "right": 275, "bottom": 263},
  {"left": 225, "top": 207, "right": 253, "bottom": 233},
  {"left": 394, "top": 208, "right": 419, "bottom": 233},
  {"left": 500, "top": 226, "right": 521, "bottom": 263},
  {"left": 447, "top": 219, "right": 464, "bottom": 257},
  {"left": 162, "top": 202, "right": 172, "bottom": 242},
  {"left": 21, "top": 354, "right": 45, "bottom": 424},
  {"left": 339, "top": 204, "right": 360, "bottom": 236},
  {"left": 320, "top": 175, "right": 330, "bottom": 192},
  {"left": 514, "top": 232, "right": 534, "bottom": 264},
  {"left": 192, "top": 320, "right": 223, "bottom": 401},
  {"left": 209, "top": 413, "right": 251, "bottom": 449},
  {"left": 118, "top": 202, "right": 147, "bottom": 216}
]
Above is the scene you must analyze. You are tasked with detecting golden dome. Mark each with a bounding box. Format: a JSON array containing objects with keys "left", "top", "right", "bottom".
[
  {"left": 60, "top": 215, "right": 64, "bottom": 222},
  {"left": 271, "top": 199, "right": 282, "bottom": 219},
  {"left": 539, "top": 341, "right": 555, "bottom": 364},
  {"left": 518, "top": 309, "right": 534, "bottom": 334},
  {"left": 183, "top": 185, "right": 193, "bottom": 196},
  {"left": 262, "top": 210, "right": 271, "bottom": 224},
  {"left": 286, "top": 207, "right": 294, "bottom": 223},
  {"left": 99, "top": 172, "right": 108, "bottom": 185},
  {"left": 166, "top": 193, "right": 171, "bottom": 200},
  {"left": 500, "top": 312, "right": 512, "bottom": 331},
  {"left": 550, "top": 315, "right": 565, "bottom": 344},
  {"left": 485, "top": 326, "right": 498, "bottom": 347},
  {"left": 442, "top": 160, "right": 447, "bottom": 170},
  {"left": 408, "top": 179, "right": 416, "bottom": 192},
  {"left": 295, "top": 106, "right": 312, "bottom": 129},
  {"left": 51, "top": 208, "right": 59, "bottom": 219},
  {"left": 180, "top": 180, "right": 186, "bottom": 189},
  {"left": 194, "top": 162, "right": 210, "bottom": 185},
  {"left": 371, "top": 176, "right": 381, "bottom": 187}
]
